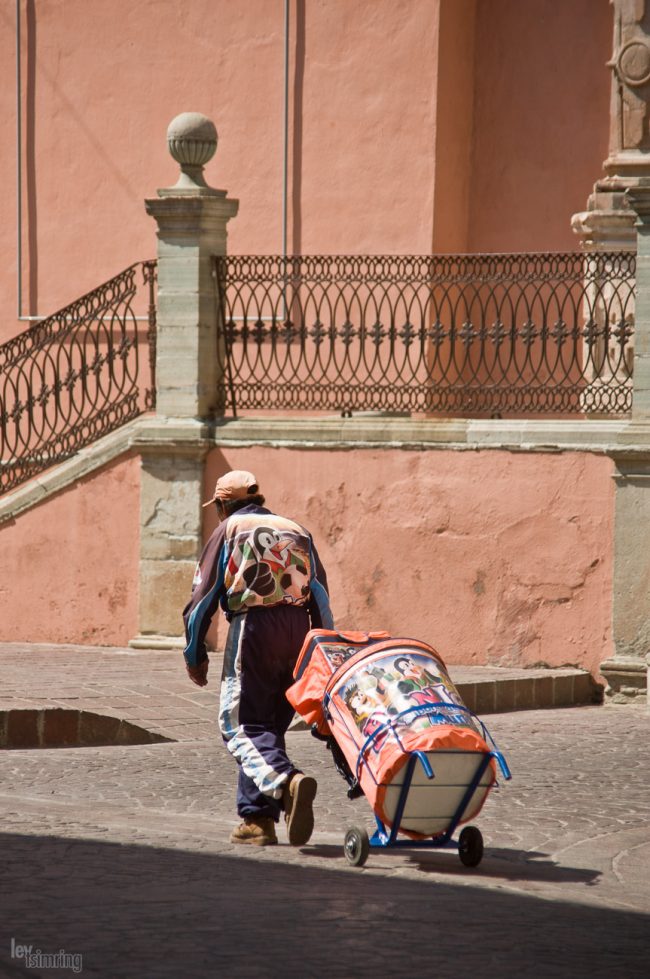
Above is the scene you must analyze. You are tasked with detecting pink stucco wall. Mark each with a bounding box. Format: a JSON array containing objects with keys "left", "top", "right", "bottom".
[
  {"left": 1, "top": 0, "right": 442, "bottom": 335},
  {"left": 0, "top": 455, "right": 141, "bottom": 645},
  {"left": 1, "top": 0, "right": 612, "bottom": 339},
  {"left": 0, "top": 1, "right": 620, "bottom": 670},
  {"left": 469, "top": 0, "right": 611, "bottom": 252},
  {"left": 204, "top": 446, "right": 614, "bottom": 674},
  {"left": 0, "top": 441, "right": 615, "bottom": 672}
]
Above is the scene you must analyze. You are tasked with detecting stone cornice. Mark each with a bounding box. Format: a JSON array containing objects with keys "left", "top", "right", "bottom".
[
  {"left": 211, "top": 415, "right": 650, "bottom": 456},
  {"left": 144, "top": 195, "right": 239, "bottom": 231},
  {"left": 5, "top": 414, "right": 650, "bottom": 525},
  {"left": 131, "top": 416, "right": 214, "bottom": 456}
]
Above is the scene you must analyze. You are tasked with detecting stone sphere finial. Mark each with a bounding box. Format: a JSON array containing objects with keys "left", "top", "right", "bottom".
[
  {"left": 161, "top": 112, "right": 223, "bottom": 197},
  {"left": 167, "top": 112, "right": 217, "bottom": 166}
]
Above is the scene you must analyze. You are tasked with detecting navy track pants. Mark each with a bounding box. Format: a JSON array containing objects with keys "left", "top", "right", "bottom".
[{"left": 218, "top": 604, "right": 311, "bottom": 820}]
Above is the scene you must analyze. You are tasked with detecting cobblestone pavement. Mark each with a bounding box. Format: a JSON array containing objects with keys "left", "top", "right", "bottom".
[{"left": 0, "top": 645, "right": 648, "bottom": 978}]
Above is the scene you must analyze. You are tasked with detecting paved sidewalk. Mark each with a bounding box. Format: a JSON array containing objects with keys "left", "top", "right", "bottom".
[
  {"left": 0, "top": 644, "right": 648, "bottom": 978},
  {"left": 0, "top": 642, "right": 598, "bottom": 745}
]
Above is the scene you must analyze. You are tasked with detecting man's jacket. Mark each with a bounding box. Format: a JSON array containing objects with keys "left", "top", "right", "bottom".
[{"left": 183, "top": 504, "right": 334, "bottom": 666}]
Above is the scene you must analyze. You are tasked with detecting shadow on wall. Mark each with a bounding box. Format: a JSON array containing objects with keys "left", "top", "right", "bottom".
[
  {"left": 0, "top": 832, "right": 646, "bottom": 978},
  {"left": 291, "top": 0, "right": 305, "bottom": 256},
  {"left": 26, "top": 0, "right": 38, "bottom": 317}
]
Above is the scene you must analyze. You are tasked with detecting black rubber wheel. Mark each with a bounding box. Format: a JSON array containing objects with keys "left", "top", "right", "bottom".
[
  {"left": 344, "top": 826, "right": 370, "bottom": 867},
  {"left": 458, "top": 826, "right": 484, "bottom": 868}
]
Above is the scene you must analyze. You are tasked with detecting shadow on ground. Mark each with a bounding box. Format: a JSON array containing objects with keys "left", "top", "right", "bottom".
[
  {"left": 307, "top": 842, "right": 601, "bottom": 886},
  {"left": 0, "top": 832, "right": 647, "bottom": 978}
]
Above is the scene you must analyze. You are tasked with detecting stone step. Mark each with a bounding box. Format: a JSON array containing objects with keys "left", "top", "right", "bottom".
[
  {"left": 289, "top": 666, "right": 601, "bottom": 731},
  {"left": 448, "top": 665, "right": 601, "bottom": 714}
]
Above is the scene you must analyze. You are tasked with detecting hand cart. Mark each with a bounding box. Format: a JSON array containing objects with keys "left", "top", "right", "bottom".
[
  {"left": 287, "top": 629, "right": 512, "bottom": 869},
  {"left": 332, "top": 702, "right": 511, "bottom": 868}
]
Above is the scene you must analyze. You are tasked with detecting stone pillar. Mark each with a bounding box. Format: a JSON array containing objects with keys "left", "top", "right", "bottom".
[
  {"left": 571, "top": 0, "right": 650, "bottom": 702},
  {"left": 130, "top": 113, "right": 239, "bottom": 648},
  {"left": 599, "top": 186, "right": 650, "bottom": 701},
  {"left": 135, "top": 448, "right": 207, "bottom": 644},
  {"left": 570, "top": 5, "right": 650, "bottom": 700},
  {"left": 571, "top": 0, "right": 650, "bottom": 251},
  {"left": 604, "top": 453, "right": 650, "bottom": 702},
  {"left": 570, "top": 3, "right": 650, "bottom": 416},
  {"left": 146, "top": 114, "right": 239, "bottom": 420}
]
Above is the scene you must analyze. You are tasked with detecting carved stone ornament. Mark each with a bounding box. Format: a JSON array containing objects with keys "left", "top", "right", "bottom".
[
  {"left": 572, "top": 1, "right": 650, "bottom": 248},
  {"left": 617, "top": 37, "right": 650, "bottom": 86},
  {"left": 607, "top": 0, "right": 650, "bottom": 164},
  {"left": 158, "top": 112, "right": 225, "bottom": 197}
]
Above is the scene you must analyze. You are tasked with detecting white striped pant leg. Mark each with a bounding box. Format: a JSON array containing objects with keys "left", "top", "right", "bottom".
[{"left": 218, "top": 613, "right": 290, "bottom": 817}]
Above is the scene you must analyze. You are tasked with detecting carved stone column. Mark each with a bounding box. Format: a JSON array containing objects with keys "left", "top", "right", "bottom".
[
  {"left": 600, "top": 157, "right": 650, "bottom": 700},
  {"left": 130, "top": 113, "right": 239, "bottom": 648},
  {"left": 571, "top": 3, "right": 650, "bottom": 417},
  {"left": 572, "top": 0, "right": 650, "bottom": 251},
  {"left": 573, "top": 5, "right": 650, "bottom": 700},
  {"left": 603, "top": 451, "right": 650, "bottom": 703}
]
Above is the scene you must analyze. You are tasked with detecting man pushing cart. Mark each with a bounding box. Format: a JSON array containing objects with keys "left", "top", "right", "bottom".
[{"left": 183, "top": 471, "right": 510, "bottom": 864}]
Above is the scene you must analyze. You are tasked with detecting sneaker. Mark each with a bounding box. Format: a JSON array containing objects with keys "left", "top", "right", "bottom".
[
  {"left": 230, "top": 816, "right": 278, "bottom": 846},
  {"left": 282, "top": 772, "right": 317, "bottom": 846}
]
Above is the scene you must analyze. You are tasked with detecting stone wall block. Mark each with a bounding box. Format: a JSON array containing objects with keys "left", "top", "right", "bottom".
[
  {"left": 473, "top": 681, "right": 496, "bottom": 715},
  {"left": 138, "top": 559, "right": 197, "bottom": 636}
]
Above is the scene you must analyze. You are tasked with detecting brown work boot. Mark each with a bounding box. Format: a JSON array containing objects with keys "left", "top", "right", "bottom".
[
  {"left": 230, "top": 816, "right": 278, "bottom": 846},
  {"left": 282, "top": 772, "right": 317, "bottom": 846}
]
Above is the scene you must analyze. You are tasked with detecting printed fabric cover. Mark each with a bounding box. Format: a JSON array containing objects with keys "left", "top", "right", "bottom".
[
  {"left": 223, "top": 512, "right": 313, "bottom": 613},
  {"left": 286, "top": 629, "right": 497, "bottom": 839}
]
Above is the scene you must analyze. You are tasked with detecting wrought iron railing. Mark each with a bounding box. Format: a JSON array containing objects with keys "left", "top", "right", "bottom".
[
  {"left": 0, "top": 261, "right": 157, "bottom": 494},
  {"left": 214, "top": 253, "right": 636, "bottom": 417}
]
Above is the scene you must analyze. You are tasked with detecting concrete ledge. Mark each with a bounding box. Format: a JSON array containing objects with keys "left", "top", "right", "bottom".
[
  {"left": 212, "top": 415, "right": 650, "bottom": 455},
  {"left": 5, "top": 413, "right": 650, "bottom": 525},
  {"left": 129, "top": 634, "right": 186, "bottom": 650},
  {"left": 0, "top": 421, "right": 141, "bottom": 525},
  {"left": 452, "top": 667, "right": 601, "bottom": 714},
  {"left": 600, "top": 658, "right": 647, "bottom": 704},
  {"left": 0, "top": 414, "right": 214, "bottom": 525}
]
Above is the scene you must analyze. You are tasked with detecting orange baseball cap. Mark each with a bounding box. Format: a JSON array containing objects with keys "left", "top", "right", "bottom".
[{"left": 202, "top": 470, "right": 260, "bottom": 507}]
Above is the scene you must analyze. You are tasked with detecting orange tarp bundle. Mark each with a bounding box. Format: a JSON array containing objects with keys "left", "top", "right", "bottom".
[{"left": 287, "top": 629, "right": 497, "bottom": 839}]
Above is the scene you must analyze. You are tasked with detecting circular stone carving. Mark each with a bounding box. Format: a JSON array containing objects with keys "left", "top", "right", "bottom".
[
  {"left": 166, "top": 112, "right": 217, "bottom": 166},
  {"left": 617, "top": 40, "right": 650, "bottom": 87}
]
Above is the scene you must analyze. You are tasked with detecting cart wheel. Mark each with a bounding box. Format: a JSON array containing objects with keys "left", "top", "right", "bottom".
[
  {"left": 344, "top": 826, "right": 370, "bottom": 867},
  {"left": 458, "top": 826, "right": 484, "bottom": 868}
]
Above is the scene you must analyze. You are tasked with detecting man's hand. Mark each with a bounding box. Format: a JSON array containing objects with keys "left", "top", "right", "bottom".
[{"left": 186, "top": 657, "right": 209, "bottom": 687}]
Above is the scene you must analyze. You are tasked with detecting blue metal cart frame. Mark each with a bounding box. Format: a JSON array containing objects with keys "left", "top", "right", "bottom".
[{"left": 325, "top": 699, "right": 512, "bottom": 867}]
